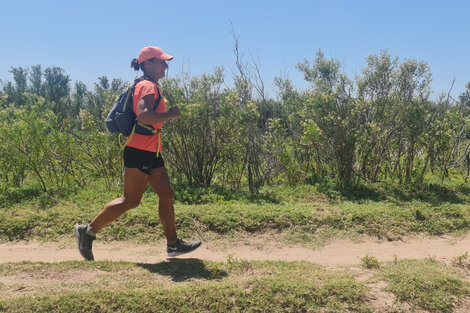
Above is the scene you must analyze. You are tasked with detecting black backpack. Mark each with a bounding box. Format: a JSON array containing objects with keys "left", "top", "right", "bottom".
[{"left": 106, "top": 76, "right": 161, "bottom": 137}]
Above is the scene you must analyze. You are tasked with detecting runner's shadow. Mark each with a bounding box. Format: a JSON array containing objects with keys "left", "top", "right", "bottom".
[{"left": 136, "top": 258, "right": 227, "bottom": 282}]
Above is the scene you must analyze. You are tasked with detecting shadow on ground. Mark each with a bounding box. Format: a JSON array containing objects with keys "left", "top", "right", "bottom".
[
  {"left": 173, "top": 184, "right": 281, "bottom": 205},
  {"left": 323, "top": 181, "right": 470, "bottom": 205},
  {"left": 136, "top": 258, "right": 227, "bottom": 282}
]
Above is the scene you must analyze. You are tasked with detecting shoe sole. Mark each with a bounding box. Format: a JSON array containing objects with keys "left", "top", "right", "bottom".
[{"left": 167, "top": 243, "right": 202, "bottom": 257}]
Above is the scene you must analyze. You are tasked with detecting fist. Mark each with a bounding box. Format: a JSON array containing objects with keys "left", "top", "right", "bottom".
[{"left": 169, "top": 107, "right": 182, "bottom": 120}]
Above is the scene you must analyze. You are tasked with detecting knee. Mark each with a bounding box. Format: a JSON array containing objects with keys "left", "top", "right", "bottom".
[{"left": 123, "top": 197, "right": 141, "bottom": 210}]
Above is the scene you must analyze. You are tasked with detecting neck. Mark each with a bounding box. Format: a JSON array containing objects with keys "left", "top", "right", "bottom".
[{"left": 143, "top": 73, "right": 159, "bottom": 84}]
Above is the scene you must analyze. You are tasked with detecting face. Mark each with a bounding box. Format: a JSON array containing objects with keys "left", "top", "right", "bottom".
[{"left": 144, "top": 58, "right": 168, "bottom": 80}]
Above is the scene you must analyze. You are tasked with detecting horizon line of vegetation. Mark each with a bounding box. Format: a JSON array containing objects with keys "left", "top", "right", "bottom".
[{"left": 1, "top": 47, "right": 470, "bottom": 206}]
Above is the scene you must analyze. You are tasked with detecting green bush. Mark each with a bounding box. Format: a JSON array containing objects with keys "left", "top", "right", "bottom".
[{"left": 0, "top": 184, "right": 43, "bottom": 207}]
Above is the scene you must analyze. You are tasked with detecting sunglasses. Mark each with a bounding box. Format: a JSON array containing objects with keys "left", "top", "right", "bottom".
[{"left": 148, "top": 58, "right": 168, "bottom": 66}]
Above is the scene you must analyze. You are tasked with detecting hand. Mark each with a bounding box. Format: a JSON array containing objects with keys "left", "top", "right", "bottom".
[{"left": 168, "top": 107, "right": 182, "bottom": 120}]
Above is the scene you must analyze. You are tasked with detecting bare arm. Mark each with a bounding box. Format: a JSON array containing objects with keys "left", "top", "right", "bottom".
[{"left": 136, "top": 94, "right": 181, "bottom": 125}]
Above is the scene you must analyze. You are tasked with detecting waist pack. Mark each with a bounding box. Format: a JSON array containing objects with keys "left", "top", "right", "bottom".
[{"left": 106, "top": 76, "right": 161, "bottom": 137}]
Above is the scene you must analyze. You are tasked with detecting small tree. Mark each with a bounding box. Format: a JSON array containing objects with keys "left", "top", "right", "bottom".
[{"left": 297, "top": 50, "right": 359, "bottom": 182}]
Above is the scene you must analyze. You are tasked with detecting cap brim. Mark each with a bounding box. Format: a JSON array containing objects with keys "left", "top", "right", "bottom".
[{"left": 160, "top": 53, "right": 173, "bottom": 61}]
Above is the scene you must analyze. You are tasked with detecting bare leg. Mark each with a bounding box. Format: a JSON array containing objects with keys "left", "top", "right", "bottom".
[
  {"left": 148, "top": 167, "right": 177, "bottom": 243},
  {"left": 90, "top": 168, "right": 149, "bottom": 233}
]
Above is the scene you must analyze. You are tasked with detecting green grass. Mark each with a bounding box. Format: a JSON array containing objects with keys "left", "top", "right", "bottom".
[
  {"left": 2, "top": 258, "right": 468, "bottom": 312},
  {"left": 381, "top": 258, "right": 468, "bottom": 312},
  {"left": 1, "top": 182, "right": 470, "bottom": 244},
  {"left": 0, "top": 260, "right": 372, "bottom": 313},
  {"left": 361, "top": 255, "right": 381, "bottom": 269}
]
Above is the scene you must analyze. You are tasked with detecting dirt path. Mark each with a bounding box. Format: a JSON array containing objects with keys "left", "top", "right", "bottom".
[{"left": 1, "top": 234, "right": 469, "bottom": 267}]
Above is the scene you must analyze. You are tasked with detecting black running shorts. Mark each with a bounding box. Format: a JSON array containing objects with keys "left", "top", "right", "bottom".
[{"left": 123, "top": 146, "right": 164, "bottom": 175}]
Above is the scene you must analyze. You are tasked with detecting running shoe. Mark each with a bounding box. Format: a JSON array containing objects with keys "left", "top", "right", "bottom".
[
  {"left": 167, "top": 238, "right": 202, "bottom": 257},
  {"left": 74, "top": 224, "right": 95, "bottom": 261}
]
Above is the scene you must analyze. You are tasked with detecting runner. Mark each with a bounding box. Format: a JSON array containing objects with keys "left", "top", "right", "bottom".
[{"left": 74, "top": 46, "right": 201, "bottom": 261}]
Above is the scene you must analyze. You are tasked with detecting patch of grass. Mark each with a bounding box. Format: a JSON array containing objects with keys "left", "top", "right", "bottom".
[
  {"left": 361, "top": 255, "right": 381, "bottom": 269},
  {"left": 290, "top": 175, "right": 470, "bottom": 205},
  {"left": 452, "top": 252, "right": 469, "bottom": 268},
  {"left": 2, "top": 183, "right": 470, "bottom": 243},
  {"left": 0, "top": 184, "right": 43, "bottom": 208},
  {"left": 173, "top": 184, "right": 281, "bottom": 205},
  {"left": 0, "top": 260, "right": 372, "bottom": 313},
  {"left": 381, "top": 258, "right": 468, "bottom": 313},
  {"left": 336, "top": 200, "right": 470, "bottom": 239},
  {"left": 0, "top": 260, "right": 133, "bottom": 275},
  {"left": 4, "top": 173, "right": 470, "bottom": 208}
]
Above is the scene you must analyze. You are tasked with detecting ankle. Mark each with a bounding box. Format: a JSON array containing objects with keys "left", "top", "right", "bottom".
[
  {"left": 167, "top": 238, "right": 178, "bottom": 246},
  {"left": 85, "top": 224, "right": 96, "bottom": 237}
]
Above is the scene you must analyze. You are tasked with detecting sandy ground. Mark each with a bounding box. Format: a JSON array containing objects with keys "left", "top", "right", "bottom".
[{"left": 1, "top": 234, "right": 469, "bottom": 267}]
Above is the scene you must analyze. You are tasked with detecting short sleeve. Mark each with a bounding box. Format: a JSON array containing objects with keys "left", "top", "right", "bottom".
[{"left": 135, "top": 81, "right": 157, "bottom": 100}]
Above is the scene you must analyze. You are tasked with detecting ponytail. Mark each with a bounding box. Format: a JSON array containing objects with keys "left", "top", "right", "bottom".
[{"left": 130, "top": 58, "right": 140, "bottom": 71}]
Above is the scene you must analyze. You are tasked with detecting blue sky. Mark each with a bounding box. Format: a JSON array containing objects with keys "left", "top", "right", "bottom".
[{"left": 1, "top": 0, "right": 469, "bottom": 100}]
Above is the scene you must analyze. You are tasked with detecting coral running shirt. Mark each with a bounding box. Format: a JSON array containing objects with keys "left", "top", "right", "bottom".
[{"left": 126, "top": 80, "right": 167, "bottom": 153}]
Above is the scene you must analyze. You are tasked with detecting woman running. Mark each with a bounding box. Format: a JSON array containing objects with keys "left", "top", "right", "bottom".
[{"left": 74, "top": 46, "right": 201, "bottom": 261}]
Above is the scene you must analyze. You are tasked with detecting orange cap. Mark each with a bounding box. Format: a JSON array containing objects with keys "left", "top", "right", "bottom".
[{"left": 138, "top": 46, "right": 173, "bottom": 64}]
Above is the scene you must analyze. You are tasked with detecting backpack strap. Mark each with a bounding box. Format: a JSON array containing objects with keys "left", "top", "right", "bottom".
[
  {"left": 153, "top": 85, "right": 162, "bottom": 111},
  {"left": 120, "top": 78, "right": 164, "bottom": 151}
]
